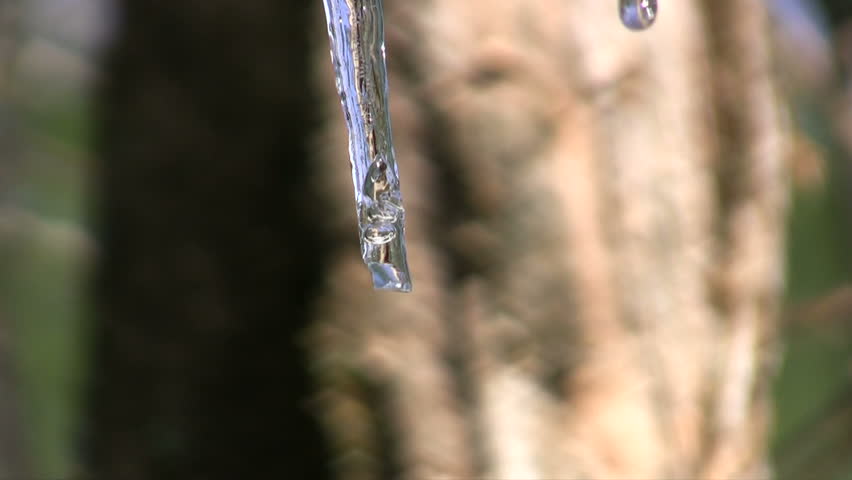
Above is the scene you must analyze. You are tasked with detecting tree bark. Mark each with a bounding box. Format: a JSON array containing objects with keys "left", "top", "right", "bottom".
[
  {"left": 311, "top": 0, "right": 788, "bottom": 478},
  {"left": 90, "top": 0, "right": 788, "bottom": 479}
]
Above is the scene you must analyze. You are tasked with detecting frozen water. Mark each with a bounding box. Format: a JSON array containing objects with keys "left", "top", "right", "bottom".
[{"left": 322, "top": 0, "right": 412, "bottom": 292}]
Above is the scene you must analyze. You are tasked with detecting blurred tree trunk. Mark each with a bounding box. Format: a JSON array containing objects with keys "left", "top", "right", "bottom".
[
  {"left": 90, "top": 0, "right": 788, "bottom": 479},
  {"left": 87, "top": 1, "right": 331, "bottom": 479}
]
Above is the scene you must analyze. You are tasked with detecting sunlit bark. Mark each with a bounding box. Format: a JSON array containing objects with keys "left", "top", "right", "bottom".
[{"left": 312, "top": 0, "right": 788, "bottom": 478}]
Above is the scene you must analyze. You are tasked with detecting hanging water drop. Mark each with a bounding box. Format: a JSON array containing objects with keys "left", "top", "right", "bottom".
[{"left": 619, "top": 0, "right": 658, "bottom": 31}]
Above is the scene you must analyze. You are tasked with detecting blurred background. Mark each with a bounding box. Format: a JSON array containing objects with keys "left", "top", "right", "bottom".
[{"left": 0, "top": 0, "right": 851, "bottom": 478}]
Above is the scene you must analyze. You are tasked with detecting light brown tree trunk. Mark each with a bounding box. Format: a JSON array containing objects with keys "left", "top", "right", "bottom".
[{"left": 310, "top": 0, "right": 789, "bottom": 479}]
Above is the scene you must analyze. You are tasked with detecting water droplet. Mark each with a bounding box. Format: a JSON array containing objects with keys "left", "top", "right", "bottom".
[
  {"left": 619, "top": 0, "right": 658, "bottom": 31},
  {"left": 366, "top": 201, "right": 401, "bottom": 224},
  {"left": 363, "top": 156, "right": 396, "bottom": 201},
  {"left": 363, "top": 223, "right": 396, "bottom": 245}
]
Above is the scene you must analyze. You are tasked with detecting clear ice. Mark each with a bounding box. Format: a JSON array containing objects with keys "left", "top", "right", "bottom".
[
  {"left": 619, "top": 0, "right": 658, "bottom": 30},
  {"left": 322, "top": 0, "right": 412, "bottom": 292}
]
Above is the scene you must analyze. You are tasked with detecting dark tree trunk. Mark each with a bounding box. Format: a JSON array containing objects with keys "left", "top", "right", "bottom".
[{"left": 87, "top": 1, "right": 331, "bottom": 478}]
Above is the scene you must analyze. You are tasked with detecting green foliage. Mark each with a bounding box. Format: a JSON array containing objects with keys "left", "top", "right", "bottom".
[
  {"left": 0, "top": 89, "right": 92, "bottom": 477},
  {"left": 773, "top": 103, "right": 852, "bottom": 480}
]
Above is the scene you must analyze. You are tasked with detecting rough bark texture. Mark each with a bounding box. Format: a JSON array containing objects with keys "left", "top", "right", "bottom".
[
  {"left": 312, "top": 0, "right": 787, "bottom": 478},
  {"left": 90, "top": 0, "right": 788, "bottom": 479}
]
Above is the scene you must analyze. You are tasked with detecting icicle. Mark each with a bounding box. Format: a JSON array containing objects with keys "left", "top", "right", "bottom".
[
  {"left": 619, "top": 0, "right": 658, "bottom": 30},
  {"left": 322, "top": 0, "right": 412, "bottom": 292}
]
